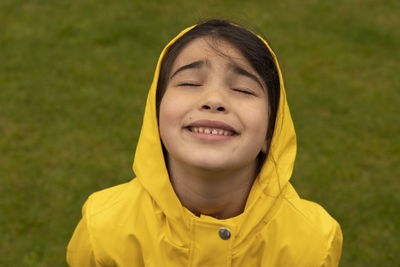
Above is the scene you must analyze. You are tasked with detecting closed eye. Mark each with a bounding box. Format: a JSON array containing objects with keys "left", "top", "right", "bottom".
[
  {"left": 233, "top": 88, "right": 255, "bottom": 95},
  {"left": 179, "top": 83, "right": 201, "bottom": 87}
]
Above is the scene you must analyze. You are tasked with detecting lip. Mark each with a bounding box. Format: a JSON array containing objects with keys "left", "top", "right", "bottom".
[{"left": 185, "top": 119, "right": 239, "bottom": 134}]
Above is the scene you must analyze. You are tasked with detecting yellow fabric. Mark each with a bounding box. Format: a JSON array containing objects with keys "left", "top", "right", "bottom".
[{"left": 67, "top": 24, "right": 343, "bottom": 266}]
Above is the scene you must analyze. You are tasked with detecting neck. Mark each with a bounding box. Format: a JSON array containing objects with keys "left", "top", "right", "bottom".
[{"left": 167, "top": 158, "right": 257, "bottom": 219}]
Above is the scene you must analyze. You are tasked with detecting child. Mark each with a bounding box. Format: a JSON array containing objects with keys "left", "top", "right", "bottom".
[{"left": 67, "top": 19, "right": 343, "bottom": 266}]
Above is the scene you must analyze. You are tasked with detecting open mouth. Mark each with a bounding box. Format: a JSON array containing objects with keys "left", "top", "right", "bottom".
[
  {"left": 185, "top": 120, "right": 239, "bottom": 137},
  {"left": 187, "top": 126, "right": 236, "bottom": 136}
]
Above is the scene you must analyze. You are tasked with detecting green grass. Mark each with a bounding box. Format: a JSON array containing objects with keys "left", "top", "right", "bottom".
[{"left": 1, "top": 0, "right": 399, "bottom": 266}]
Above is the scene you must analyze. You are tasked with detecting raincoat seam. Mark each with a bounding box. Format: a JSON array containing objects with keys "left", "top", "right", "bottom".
[
  {"left": 319, "top": 222, "right": 342, "bottom": 267},
  {"left": 85, "top": 197, "right": 103, "bottom": 266},
  {"left": 87, "top": 182, "right": 132, "bottom": 218},
  {"left": 188, "top": 219, "right": 195, "bottom": 267},
  {"left": 283, "top": 198, "right": 327, "bottom": 243}
]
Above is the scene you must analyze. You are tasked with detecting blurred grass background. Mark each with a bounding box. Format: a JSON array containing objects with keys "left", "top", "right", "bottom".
[{"left": 1, "top": 0, "right": 399, "bottom": 266}]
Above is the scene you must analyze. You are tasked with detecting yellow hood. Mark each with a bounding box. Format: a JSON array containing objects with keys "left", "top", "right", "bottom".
[{"left": 133, "top": 24, "right": 296, "bottom": 227}]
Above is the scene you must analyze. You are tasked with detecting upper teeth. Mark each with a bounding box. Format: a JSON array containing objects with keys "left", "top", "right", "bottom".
[{"left": 190, "top": 127, "right": 233, "bottom": 136}]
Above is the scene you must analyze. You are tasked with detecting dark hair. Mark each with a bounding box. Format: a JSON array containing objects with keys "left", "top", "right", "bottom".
[{"left": 156, "top": 19, "right": 280, "bottom": 165}]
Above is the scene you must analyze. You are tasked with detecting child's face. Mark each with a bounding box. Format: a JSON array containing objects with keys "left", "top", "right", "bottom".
[{"left": 159, "top": 37, "right": 269, "bottom": 172}]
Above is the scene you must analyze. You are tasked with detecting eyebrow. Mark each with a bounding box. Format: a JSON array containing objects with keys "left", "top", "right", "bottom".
[
  {"left": 230, "top": 64, "right": 264, "bottom": 91},
  {"left": 169, "top": 60, "right": 264, "bottom": 90},
  {"left": 170, "top": 60, "right": 205, "bottom": 79}
]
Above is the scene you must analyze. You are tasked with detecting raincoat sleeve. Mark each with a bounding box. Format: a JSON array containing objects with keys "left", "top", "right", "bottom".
[
  {"left": 66, "top": 201, "right": 97, "bottom": 267},
  {"left": 322, "top": 221, "right": 343, "bottom": 267}
]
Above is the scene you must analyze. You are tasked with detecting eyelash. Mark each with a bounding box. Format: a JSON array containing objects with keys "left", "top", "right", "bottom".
[
  {"left": 179, "top": 83, "right": 201, "bottom": 87},
  {"left": 233, "top": 88, "right": 255, "bottom": 96},
  {"left": 178, "top": 83, "right": 255, "bottom": 96}
]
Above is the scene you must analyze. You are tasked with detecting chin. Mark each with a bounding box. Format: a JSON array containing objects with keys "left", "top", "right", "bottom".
[
  {"left": 195, "top": 163, "right": 231, "bottom": 172},
  {"left": 184, "top": 159, "right": 226, "bottom": 171},
  {"left": 186, "top": 156, "right": 247, "bottom": 172}
]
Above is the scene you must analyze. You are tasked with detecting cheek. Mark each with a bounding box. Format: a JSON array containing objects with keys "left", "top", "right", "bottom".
[
  {"left": 240, "top": 102, "right": 269, "bottom": 134},
  {"left": 158, "top": 104, "right": 176, "bottom": 151},
  {"left": 160, "top": 95, "right": 180, "bottom": 123},
  {"left": 159, "top": 92, "right": 188, "bottom": 138},
  {"left": 159, "top": 104, "right": 175, "bottom": 140}
]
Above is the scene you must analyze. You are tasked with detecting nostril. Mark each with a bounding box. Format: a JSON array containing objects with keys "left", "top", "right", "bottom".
[{"left": 201, "top": 104, "right": 225, "bottom": 112}]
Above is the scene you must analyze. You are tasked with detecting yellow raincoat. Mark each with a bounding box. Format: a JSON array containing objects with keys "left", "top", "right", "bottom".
[{"left": 67, "top": 25, "right": 343, "bottom": 266}]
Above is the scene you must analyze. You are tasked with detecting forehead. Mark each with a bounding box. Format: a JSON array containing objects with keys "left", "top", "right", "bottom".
[{"left": 171, "top": 37, "right": 252, "bottom": 72}]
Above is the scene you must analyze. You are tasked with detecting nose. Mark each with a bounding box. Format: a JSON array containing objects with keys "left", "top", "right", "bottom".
[{"left": 199, "top": 89, "right": 227, "bottom": 113}]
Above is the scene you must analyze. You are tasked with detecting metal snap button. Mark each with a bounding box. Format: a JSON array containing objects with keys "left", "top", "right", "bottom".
[{"left": 219, "top": 227, "right": 231, "bottom": 240}]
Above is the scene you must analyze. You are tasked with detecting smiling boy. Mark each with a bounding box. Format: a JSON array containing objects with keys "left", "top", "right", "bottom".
[{"left": 67, "top": 20, "right": 342, "bottom": 266}]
